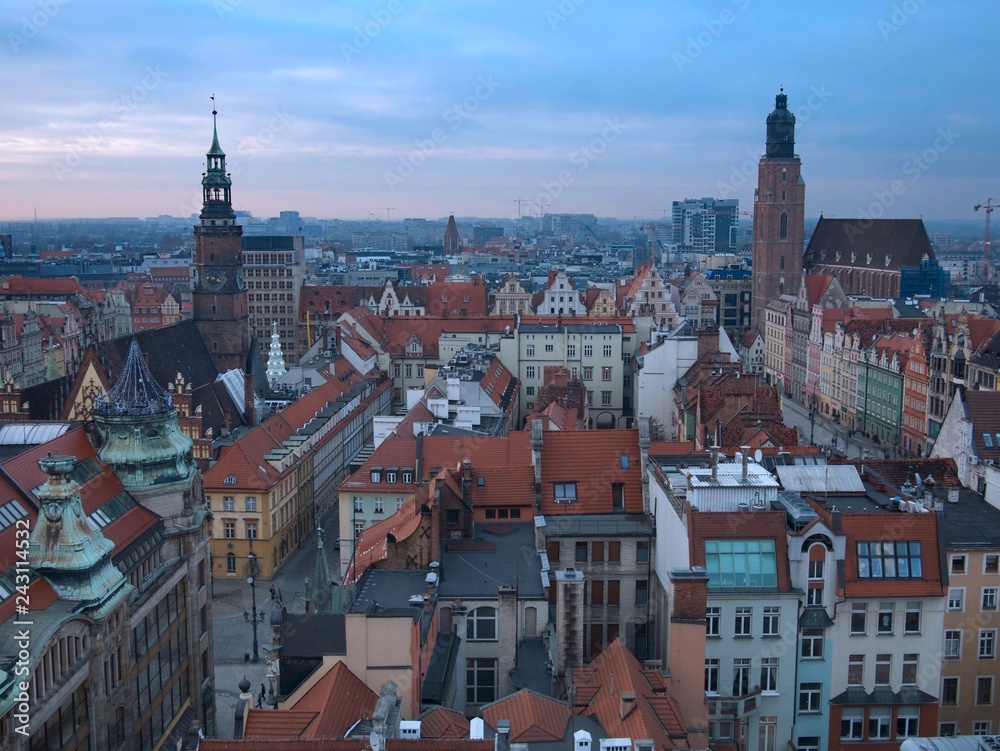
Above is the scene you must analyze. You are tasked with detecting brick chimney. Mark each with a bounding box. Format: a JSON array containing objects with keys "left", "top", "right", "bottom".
[
  {"left": 495, "top": 719, "right": 511, "bottom": 751},
  {"left": 619, "top": 690, "right": 637, "bottom": 719}
]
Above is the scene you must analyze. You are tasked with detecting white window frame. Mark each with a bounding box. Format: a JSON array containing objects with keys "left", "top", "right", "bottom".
[
  {"left": 979, "top": 629, "right": 997, "bottom": 659},
  {"left": 951, "top": 553, "right": 968, "bottom": 575},
  {"left": 801, "top": 630, "right": 823, "bottom": 659},
  {"left": 245, "top": 496, "right": 256, "bottom": 512},
  {"left": 896, "top": 706, "right": 920, "bottom": 738},
  {"left": 762, "top": 606, "right": 779, "bottom": 637},
  {"left": 468, "top": 606, "right": 498, "bottom": 642},
  {"left": 868, "top": 707, "right": 892, "bottom": 740},
  {"left": 973, "top": 720, "right": 993, "bottom": 736},
  {"left": 904, "top": 601, "right": 921, "bottom": 634},
  {"left": 945, "top": 629, "right": 962, "bottom": 659},
  {"left": 948, "top": 587, "right": 966, "bottom": 611},
  {"left": 734, "top": 607, "right": 752, "bottom": 637},
  {"left": 841, "top": 708, "right": 864, "bottom": 741},
  {"left": 706, "top": 606, "right": 720, "bottom": 637},
  {"left": 850, "top": 602, "right": 867, "bottom": 635},
  {"left": 224, "top": 496, "right": 234, "bottom": 511},
  {"left": 877, "top": 602, "right": 894, "bottom": 635},
  {"left": 983, "top": 587, "right": 998, "bottom": 611},
  {"left": 705, "top": 658, "right": 719, "bottom": 694},
  {"left": 760, "top": 657, "right": 778, "bottom": 693}
]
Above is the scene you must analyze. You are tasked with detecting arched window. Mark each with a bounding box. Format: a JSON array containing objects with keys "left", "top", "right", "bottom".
[
  {"left": 227, "top": 552, "right": 236, "bottom": 572},
  {"left": 780, "top": 256, "right": 785, "bottom": 271},
  {"left": 780, "top": 213, "right": 788, "bottom": 240},
  {"left": 468, "top": 606, "right": 498, "bottom": 641}
]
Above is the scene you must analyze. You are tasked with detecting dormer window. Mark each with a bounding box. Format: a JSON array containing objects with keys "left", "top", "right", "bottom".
[
  {"left": 867, "top": 253, "right": 873, "bottom": 265},
  {"left": 553, "top": 482, "right": 577, "bottom": 503},
  {"left": 386, "top": 470, "right": 397, "bottom": 483},
  {"left": 370, "top": 468, "right": 382, "bottom": 483},
  {"left": 224, "top": 475, "right": 237, "bottom": 486},
  {"left": 402, "top": 470, "right": 413, "bottom": 483}
]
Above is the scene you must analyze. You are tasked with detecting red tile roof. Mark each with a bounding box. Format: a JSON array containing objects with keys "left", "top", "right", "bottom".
[
  {"left": 415, "top": 707, "right": 470, "bottom": 739},
  {"left": 539, "top": 430, "right": 644, "bottom": 514},
  {"left": 572, "top": 638, "right": 688, "bottom": 749},
  {"left": 286, "top": 660, "right": 379, "bottom": 739},
  {"left": 201, "top": 741, "right": 493, "bottom": 750},
  {"left": 347, "top": 496, "right": 424, "bottom": 583},
  {"left": 805, "top": 274, "right": 834, "bottom": 305},
  {"left": 481, "top": 689, "right": 570, "bottom": 743}
]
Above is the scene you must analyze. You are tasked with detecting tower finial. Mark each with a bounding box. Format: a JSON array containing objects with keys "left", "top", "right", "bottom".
[{"left": 211, "top": 93, "right": 217, "bottom": 117}]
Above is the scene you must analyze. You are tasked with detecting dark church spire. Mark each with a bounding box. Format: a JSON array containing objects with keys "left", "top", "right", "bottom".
[
  {"left": 766, "top": 87, "right": 796, "bottom": 159},
  {"left": 201, "top": 97, "right": 236, "bottom": 224}
]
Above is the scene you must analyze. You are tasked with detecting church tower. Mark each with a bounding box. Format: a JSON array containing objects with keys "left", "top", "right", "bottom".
[
  {"left": 192, "top": 104, "right": 250, "bottom": 373},
  {"left": 444, "top": 214, "right": 460, "bottom": 255},
  {"left": 751, "top": 90, "right": 805, "bottom": 331}
]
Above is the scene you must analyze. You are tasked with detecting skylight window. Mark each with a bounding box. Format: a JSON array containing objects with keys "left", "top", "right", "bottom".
[
  {"left": 986, "top": 434, "right": 994, "bottom": 448},
  {"left": 704, "top": 540, "right": 778, "bottom": 588}
]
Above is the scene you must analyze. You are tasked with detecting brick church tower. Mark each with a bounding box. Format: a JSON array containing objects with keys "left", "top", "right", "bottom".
[
  {"left": 751, "top": 90, "right": 805, "bottom": 331},
  {"left": 192, "top": 105, "right": 250, "bottom": 372}
]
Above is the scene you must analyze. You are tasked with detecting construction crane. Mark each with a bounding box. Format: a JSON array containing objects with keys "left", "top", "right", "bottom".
[
  {"left": 975, "top": 198, "right": 997, "bottom": 277},
  {"left": 513, "top": 198, "right": 532, "bottom": 219},
  {"left": 367, "top": 208, "right": 395, "bottom": 222}
]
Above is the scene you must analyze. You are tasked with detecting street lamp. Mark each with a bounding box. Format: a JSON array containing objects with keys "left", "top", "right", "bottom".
[
  {"left": 243, "top": 546, "right": 265, "bottom": 663},
  {"left": 808, "top": 406, "right": 816, "bottom": 446}
]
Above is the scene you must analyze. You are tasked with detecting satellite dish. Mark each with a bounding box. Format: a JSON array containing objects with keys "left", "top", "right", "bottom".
[{"left": 753, "top": 449, "right": 763, "bottom": 463}]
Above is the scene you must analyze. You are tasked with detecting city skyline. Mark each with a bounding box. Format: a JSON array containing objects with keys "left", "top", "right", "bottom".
[{"left": 0, "top": 0, "right": 994, "bottom": 223}]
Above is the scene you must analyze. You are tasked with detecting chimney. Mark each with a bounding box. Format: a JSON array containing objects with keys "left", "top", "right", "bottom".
[
  {"left": 495, "top": 719, "right": 511, "bottom": 751},
  {"left": 573, "top": 729, "right": 593, "bottom": 751},
  {"left": 619, "top": 690, "right": 637, "bottom": 720},
  {"left": 741, "top": 445, "right": 750, "bottom": 482},
  {"left": 415, "top": 432, "right": 424, "bottom": 483},
  {"left": 711, "top": 446, "right": 719, "bottom": 481}
]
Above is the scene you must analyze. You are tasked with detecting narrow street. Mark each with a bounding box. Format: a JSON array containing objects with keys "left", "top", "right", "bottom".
[{"left": 781, "top": 395, "right": 886, "bottom": 460}]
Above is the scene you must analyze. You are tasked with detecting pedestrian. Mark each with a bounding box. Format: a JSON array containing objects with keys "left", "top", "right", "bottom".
[{"left": 259, "top": 684, "right": 266, "bottom": 707}]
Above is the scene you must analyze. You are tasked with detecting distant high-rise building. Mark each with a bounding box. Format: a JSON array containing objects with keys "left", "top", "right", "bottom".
[
  {"left": 242, "top": 235, "right": 304, "bottom": 365},
  {"left": 192, "top": 108, "right": 251, "bottom": 372},
  {"left": 672, "top": 197, "right": 739, "bottom": 254},
  {"left": 473, "top": 225, "right": 504, "bottom": 246},
  {"left": 751, "top": 90, "right": 805, "bottom": 331}
]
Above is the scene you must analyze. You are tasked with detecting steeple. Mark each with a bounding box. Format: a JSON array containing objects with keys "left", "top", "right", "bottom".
[
  {"left": 304, "top": 525, "right": 351, "bottom": 614},
  {"left": 444, "top": 214, "right": 460, "bottom": 255},
  {"left": 95, "top": 339, "right": 172, "bottom": 417},
  {"left": 266, "top": 320, "right": 287, "bottom": 388},
  {"left": 765, "top": 87, "right": 796, "bottom": 159},
  {"left": 200, "top": 97, "right": 236, "bottom": 226},
  {"left": 28, "top": 455, "right": 131, "bottom": 614}
]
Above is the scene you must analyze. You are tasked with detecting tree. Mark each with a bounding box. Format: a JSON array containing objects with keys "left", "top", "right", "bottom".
[{"left": 648, "top": 416, "right": 667, "bottom": 442}]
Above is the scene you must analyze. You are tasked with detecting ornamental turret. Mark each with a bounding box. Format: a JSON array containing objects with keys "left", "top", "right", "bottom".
[
  {"left": 266, "top": 320, "right": 286, "bottom": 388},
  {"left": 92, "top": 340, "right": 196, "bottom": 521}
]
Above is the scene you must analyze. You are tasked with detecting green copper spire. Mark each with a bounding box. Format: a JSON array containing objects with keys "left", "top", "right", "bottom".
[{"left": 208, "top": 95, "right": 224, "bottom": 157}]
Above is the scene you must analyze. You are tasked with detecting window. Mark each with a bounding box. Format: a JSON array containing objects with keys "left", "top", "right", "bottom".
[
  {"left": 762, "top": 606, "right": 779, "bottom": 636},
  {"left": 584, "top": 345, "right": 593, "bottom": 357},
  {"left": 850, "top": 603, "right": 867, "bottom": 635},
  {"left": 801, "top": 629, "right": 823, "bottom": 659},
  {"left": 806, "top": 587, "right": 823, "bottom": 606},
  {"left": 354, "top": 521, "right": 364, "bottom": 538},
  {"left": 945, "top": 629, "right": 962, "bottom": 658},
  {"left": 224, "top": 475, "right": 237, "bottom": 486},
  {"left": 902, "top": 653, "right": 918, "bottom": 685},
  {"left": 468, "top": 607, "right": 498, "bottom": 641},
  {"left": 856, "top": 540, "right": 922, "bottom": 578},
  {"left": 868, "top": 707, "right": 891, "bottom": 740},
  {"left": 466, "top": 658, "right": 497, "bottom": 705},
  {"left": 942, "top": 677, "right": 959, "bottom": 704},
  {"left": 526, "top": 386, "right": 535, "bottom": 396},
  {"left": 952, "top": 554, "right": 967, "bottom": 574},
  {"left": 526, "top": 344, "right": 535, "bottom": 357},
  {"left": 590, "top": 580, "right": 604, "bottom": 605},
  {"left": 797, "top": 737, "right": 820, "bottom": 751},
  {"left": 608, "top": 541, "right": 621, "bottom": 562},
  {"left": 758, "top": 716, "right": 776, "bottom": 751},
  {"left": 705, "top": 658, "right": 719, "bottom": 693},
  {"left": 526, "top": 366, "right": 536, "bottom": 379},
  {"left": 354, "top": 496, "right": 364, "bottom": 512},
  {"left": 875, "top": 654, "right": 891, "bottom": 686},
  {"left": 841, "top": 708, "right": 863, "bottom": 740},
  {"left": 374, "top": 497, "right": 383, "bottom": 514},
  {"left": 601, "top": 391, "right": 612, "bottom": 406},
  {"left": 635, "top": 581, "right": 648, "bottom": 606},
  {"left": 798, "top": 683, "right": 821, "bottom": 712},
  {"left": 385, "top": 471, "right": 397, "bottom": 484},
  {"left": 575, "top": 542, "right": 588, "bottom": 563},
  {"left": 603, "top": 345, "right": 612, "bottom": 357},
  {"left": 734, "top": 607, "right": 752, "bottom": 636},
  {"left": 980, "top": 629, "right": 997, "bottom": 659},
  {"left": 978, "top": 676, "right": 994, "bottom": 705},
  {"left": 591, "top": 541, "right": 604, "bottom": 562},
  {"left": 223, "top": 495, "right": 235, "bottom": 511},
  {"left": 848, "top": 654, "right": 864, "bottom": 686},
  {"left": 607, "top": 580, "right": 620, "bottom": 605},
  {"left": 984, "top": 587, "right": 998, "bottom": 611},
  {"left": 567, "top": 344, "right": 576, "bottom": 357},
  {"left": 245, "top": 496, "right": 256, "bottom": 512},
  {"left": 226, "top": 552, "right": 236, "bottom": 572},
  {"left": 986, "top": 554, "right": 999, "bottom": 573},
  {"left": 224, "top": 522, "right": 235, "bottom": 539},
  {"left": 402, "top": 470, "right": 413, "bottom": 484},
  {"left": 706, "top": 606, "right": 720, "bottom": 637},
  {"left": 974, "top": 721, "right": 993, "bottom": 736},
  {"left": 554, "top": 483, "right": 577, "bottom": 502},
  {"left": 246, "top": 522, "right": 257, "bottom": 539},
  {"left": 808, "top": 559, "right": 824, "bottom": 580},
  {"left": 877, "top": 602, "right": 894, "bottom": 635},
  {"left": 602, "top": 366, "right": 613, "bottom": 381},
  {"left": 948, "top": 587, "right": 965, "bottom": 611},
  {"left": 904, "top": 601, "right": 921, "bottom": 634},
  {"left": 940, "top": 723, "right": 957, "bottom": 737},
  {"left": 704, "top": 540, "right": 778, "bottom": 588},
  {"left": 760, "top": 657, "right": 778, "bottom": 692},
  {"left": 636, "top": 541, "right": 649, "bottom": 563},
  {"left": 544, "top": 344, "right": 553, "bottom": 352},
  {"left": 732, "top": 658, "right": 751, "bottom": 696},
  {"left": 396, "top": 497, "right": 404, "bottom": 510},
  {"left": 582, "top": 366, "right": 593, "bottom": 381}
]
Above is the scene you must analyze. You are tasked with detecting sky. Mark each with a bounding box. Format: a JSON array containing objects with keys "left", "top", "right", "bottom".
[{"left": 0, "top": 0, "right": 995, "bottom": 224}]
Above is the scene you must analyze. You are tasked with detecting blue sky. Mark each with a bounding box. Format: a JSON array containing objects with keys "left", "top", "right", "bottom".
[{"left": 0, "top": 0, "right": 994, "bottom": 223}]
